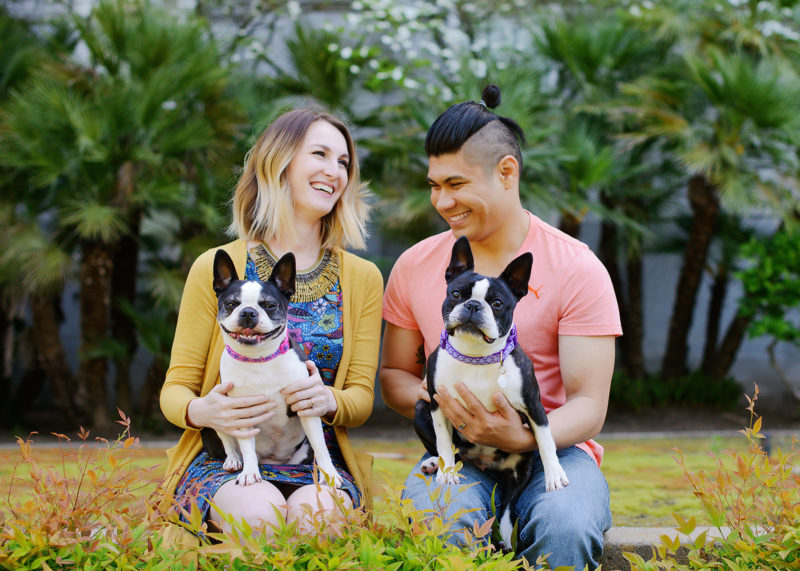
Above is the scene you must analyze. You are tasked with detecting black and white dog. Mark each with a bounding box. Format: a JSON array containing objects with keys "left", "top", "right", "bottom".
[
  {"left": 414, "top": 237, "right": 569, "bottom": 543},
  {"left": 200, "top": 249, "right": 340, "bottom": 488}
]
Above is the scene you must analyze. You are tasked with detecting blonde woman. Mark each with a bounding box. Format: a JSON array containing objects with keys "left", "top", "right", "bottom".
[{"left": 160, "top": 110, "right": 383, "bottom": 544}]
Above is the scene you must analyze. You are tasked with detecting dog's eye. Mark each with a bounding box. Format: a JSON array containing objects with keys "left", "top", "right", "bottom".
[
  {"left": 451, "top": 290, "right": 461, "bottom": 299},
  {"left": 224, "top": 300, "right": 238, "bottom": 309},
  {"left": 260, "top": 300, "right": 277, "bottom": 311},
  {"left": 491, "top": 299, "right": 503, "bottom": 309}
]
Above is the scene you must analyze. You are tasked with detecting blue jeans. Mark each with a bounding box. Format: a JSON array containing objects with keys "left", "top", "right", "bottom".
[{"left": 402, "top": 446, "right": 611, "bottom": 569}]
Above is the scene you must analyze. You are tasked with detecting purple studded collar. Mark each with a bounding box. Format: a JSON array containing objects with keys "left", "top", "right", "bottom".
[
  {"left": 439, "top": 325, "right": 517, "bottom": 366},
  {"left": 225, "top": 335, "right": 291, "bottom": 363}
]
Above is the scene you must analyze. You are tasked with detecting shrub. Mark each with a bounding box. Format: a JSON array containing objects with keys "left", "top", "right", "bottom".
[
  {"left": 624, "top": 385, "right": 800, "bottom": 570},
  {"left": 0, "top": 410, "right": 170, "bottom": 570},
  {"left": 0, "top": 411, "right": 540, "bottom": 569},
  {"left": 610, "top": 370, "right": 741, "bottom": 412}
]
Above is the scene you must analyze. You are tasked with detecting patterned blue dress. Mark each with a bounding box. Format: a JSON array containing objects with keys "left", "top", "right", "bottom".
[{"left": 175, "top": 247, "right": 360, "bottom": 526}]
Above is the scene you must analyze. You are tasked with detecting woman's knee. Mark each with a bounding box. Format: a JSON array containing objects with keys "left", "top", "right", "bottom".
[
  {"left": 286, "top": 484, "right": 352, "bottom": 533},
  {"left": 210, "top": 480, "right": 288, "bottom": 533}
]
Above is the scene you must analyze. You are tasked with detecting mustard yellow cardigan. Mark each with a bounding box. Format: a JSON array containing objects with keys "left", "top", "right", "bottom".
[{"left": 159, "top": 239, "right": 383, "bottom": 541}]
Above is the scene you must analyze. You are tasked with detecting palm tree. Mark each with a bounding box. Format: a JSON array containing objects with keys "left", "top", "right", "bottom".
[
  {"left": 620, "top": 1, "right": 800, "bottom": 380},
  {"left": 0, "top": 0, "right": 241, "bottom": 429}
]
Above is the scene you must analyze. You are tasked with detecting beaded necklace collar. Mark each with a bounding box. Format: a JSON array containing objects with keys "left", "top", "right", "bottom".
[{"left": 250, "top": 245, "right": 339, "bottom": 302}]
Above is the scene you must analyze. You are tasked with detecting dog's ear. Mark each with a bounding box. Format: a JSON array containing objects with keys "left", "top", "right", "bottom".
[
  {"left": 270, "top": 253, "right": 296, "bottom": 299},
  {"left": 213, "top": 250, "right": 239, "bottom": 295},
  {"left": 445, "top": 236, "right": 475, "bottom": 282},
  {"left": 500, "top": 252, "right": 533, "bottom": 300}
]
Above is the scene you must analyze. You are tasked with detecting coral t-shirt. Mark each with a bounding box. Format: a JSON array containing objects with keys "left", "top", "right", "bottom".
[{"left": 383, "top": 211, "right": 622, "bottom": 465}]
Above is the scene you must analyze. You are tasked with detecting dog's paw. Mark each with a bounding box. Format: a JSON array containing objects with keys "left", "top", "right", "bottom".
[
  {"left": 235, "top": 470, "right": 262, "bottom": 486},
  {"left": 320, "top": 469, "right": 342, "bottom": 488},
  {"left": 420, "top": 457, "right": 439, "bottom": 475},
  {"left": 222, "top": 456, "right": 243, "bottom": 472},
  {"left": 435, "top": 470, "right": 460, "bottom": 485},
  {"left": 544, "top": 467, "right": 570, "bottom": 492}
]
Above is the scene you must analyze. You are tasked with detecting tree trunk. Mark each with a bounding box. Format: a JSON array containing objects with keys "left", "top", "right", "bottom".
[
  {"left": 701, "top": 269, "right": 728, "bottom": 374},
  {"left": 111, "top": 218, "right": 141, "bottom": 416},
  {"left": 660, "top": 174, "right": 720, "bottom": 380},
  {"left": 707, "top": 312, "right": 752, "bottom": 381},
  {"left": 625, "top": 254, "right": 646, "bottom": 379},
  {"left": 109, "top": 161, "right": 139, "bottom": 417},
  {"left": 28, "top": 292, "right": 82, "bottom": 424},
  {"left": 77, "top": 239, "right": 113, "bottom": 430},
  {"left": 558, "top": 212, "right": 582, "bottom": 239}
]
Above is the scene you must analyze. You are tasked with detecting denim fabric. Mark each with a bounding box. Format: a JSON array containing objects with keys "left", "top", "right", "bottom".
[{"left": 402, "top": 446, "right": 611, "bottom": 570}]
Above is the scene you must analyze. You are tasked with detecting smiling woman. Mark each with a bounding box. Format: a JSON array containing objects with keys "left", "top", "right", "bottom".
[{"left": 158, "top": 109, "right": 383, "bottom": 549}]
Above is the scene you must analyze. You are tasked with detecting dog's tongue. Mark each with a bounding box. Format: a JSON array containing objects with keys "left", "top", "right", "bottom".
[{"left": 239, "top": 328, "right": 256, "bottom": 336}]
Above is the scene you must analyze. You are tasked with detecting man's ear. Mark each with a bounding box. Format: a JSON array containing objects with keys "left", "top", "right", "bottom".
[{"left": 497, "top": 155, "right": 519, "bottom": 188}]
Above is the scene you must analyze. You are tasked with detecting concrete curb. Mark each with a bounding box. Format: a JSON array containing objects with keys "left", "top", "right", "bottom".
[{"left": 601, "top": 526, "right": 727, "bottom": 570}]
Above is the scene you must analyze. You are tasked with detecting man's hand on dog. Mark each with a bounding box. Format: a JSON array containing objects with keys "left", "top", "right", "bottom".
[
  {"left": 281, "top": 360, "right": 338, "bottom": 419},
  {"left": 187, "top": 381, "right": 277, "bottom": 438},
  {"left": 434, "top": 383, "right": 537, "bottom": 454}
]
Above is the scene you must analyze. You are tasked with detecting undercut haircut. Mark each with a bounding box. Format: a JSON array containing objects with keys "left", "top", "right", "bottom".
[{"left": 424, "top": 84, "right": 525, "bottom": 172}]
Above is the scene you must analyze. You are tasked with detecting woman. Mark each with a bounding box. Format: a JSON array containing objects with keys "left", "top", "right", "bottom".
[{"left": 159, "top": 109, "right": 383, "bottom": 544}]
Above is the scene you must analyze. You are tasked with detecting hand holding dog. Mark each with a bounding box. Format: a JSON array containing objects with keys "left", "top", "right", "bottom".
[
  {"left": 187, "top": 381, "right": 277, "bottom": 438},
  {"left": 281, "top": 360, "right": 338, "bottom": 419},
  {"left": 435, "top": 383, "right": 537, "bottom": 454}
]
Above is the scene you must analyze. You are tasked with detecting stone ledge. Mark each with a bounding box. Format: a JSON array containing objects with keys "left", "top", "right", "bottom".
[{"left": 600, "top": 526, "right": 726, "bottom": 570}]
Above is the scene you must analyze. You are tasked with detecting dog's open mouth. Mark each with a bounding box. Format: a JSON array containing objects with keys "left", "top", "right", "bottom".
[
  {"left": 222, "top": 324, "right": 283, "bottom": 345},
  {"left": 447, "top": 325, "right": 496, "bottom": 344}
]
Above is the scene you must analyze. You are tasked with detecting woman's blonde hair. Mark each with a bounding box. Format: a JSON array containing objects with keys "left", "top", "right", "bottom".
[{"left": 229, "top": 109, "right": 370, "bottom": 250}]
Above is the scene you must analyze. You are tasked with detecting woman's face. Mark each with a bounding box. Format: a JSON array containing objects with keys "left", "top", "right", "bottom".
[{"left": 285, "top": 120, "right": 350, "bottom": 224}]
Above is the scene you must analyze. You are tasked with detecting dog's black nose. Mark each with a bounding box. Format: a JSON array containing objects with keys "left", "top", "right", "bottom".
[
  {"left": 464, "top": 300, "right": 482, "bottom": 313},
  {"left": 239, "top": 307, "right": 259, "bottom": 327}
]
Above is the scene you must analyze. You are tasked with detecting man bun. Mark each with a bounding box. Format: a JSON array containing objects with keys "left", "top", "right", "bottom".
[{"left": 482, "top": 84, "right": 501, "bottom": 109}]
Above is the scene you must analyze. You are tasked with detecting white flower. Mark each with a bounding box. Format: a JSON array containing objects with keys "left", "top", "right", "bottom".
[
  {"left": 161, "top": 100, "right": 177, "bottom": 111},
  {"left": 341, "top": 46, "right": 353, "bottom": 59},
  {"left": 350, "top": 64, "right": 361, "bottom": 74},
  {"left": 391, "top": 67, "right": 404, "bottom": 81},
  {"left": 403, "top": 77, "right": 420, "bottom": 89},
  {"left": 287, "top": 1, "right": 301, "bottom": 19},
  {"left": 328, "top": 43, "right": 338, "bottom": 52}
]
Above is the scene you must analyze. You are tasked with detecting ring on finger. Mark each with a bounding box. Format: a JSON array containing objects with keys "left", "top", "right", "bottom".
[{"left": 457, "top": 422, "right": 466, "bottom": 430}]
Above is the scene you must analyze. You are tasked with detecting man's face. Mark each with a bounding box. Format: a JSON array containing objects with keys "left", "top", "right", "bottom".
[{"left": 427, "top": 149, "right": 507, "bottom": 244}]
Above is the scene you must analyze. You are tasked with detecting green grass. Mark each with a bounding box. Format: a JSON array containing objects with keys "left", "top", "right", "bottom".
[{"left": 2, "top": 432, "right": 795, "bottom": 528}]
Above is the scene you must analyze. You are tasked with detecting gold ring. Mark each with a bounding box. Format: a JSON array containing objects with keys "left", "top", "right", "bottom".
[
  {"left": 308, "top": 399, "right": 314, "bottom": 409},
  {"left": 458, "top": 422, "right": 466, "bottom": 430}
]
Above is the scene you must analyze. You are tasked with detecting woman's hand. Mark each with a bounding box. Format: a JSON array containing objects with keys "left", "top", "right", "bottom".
[
  {"left": 281, "top": 360, "right": 338, "bottom": 419},
  {"left": 434, "top": 383, "right": 537, "bottom": 454},
  {"left": 186, "top": 381, "right": 277, "bottom": 438}
]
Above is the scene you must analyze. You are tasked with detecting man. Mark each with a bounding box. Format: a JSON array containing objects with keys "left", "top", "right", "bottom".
[{"left": 379, "top": 85, "right": 622, "bottom": 569}]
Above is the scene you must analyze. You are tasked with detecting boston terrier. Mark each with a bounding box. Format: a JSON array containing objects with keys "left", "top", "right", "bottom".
[
  {"left": 200, "top": 249, "right": 341, "bottom": 488},
  {"left": 414, "top": 236, "right": 569, "bottom": 544}
]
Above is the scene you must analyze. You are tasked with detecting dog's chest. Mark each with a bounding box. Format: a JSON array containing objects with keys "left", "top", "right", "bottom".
[
  {"left": 434, "top": 351, "right": 526, "bottom": 411},
  {"left": 221, "top": 351, "right": 309, "bottom": 462}
]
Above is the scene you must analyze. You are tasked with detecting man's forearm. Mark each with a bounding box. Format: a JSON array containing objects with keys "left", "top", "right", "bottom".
[{"left": 378, "top": 367, "right": 422, "bottom": 419}]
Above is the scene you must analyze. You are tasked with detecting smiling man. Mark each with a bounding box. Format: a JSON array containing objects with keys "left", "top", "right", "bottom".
[{"left": 379, "top": 85, "right": 622, "bottom": 569}]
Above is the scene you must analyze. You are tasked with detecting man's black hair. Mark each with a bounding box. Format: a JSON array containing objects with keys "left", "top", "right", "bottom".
[{"left": 424, "top": 84, "right": 526, "bottom": 170}]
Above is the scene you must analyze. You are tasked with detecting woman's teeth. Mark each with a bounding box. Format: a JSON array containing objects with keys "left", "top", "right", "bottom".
[{"left": 312, "top": 183, "right": 334, "bottom": 194}]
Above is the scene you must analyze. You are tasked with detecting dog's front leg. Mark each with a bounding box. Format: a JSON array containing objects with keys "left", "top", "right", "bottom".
[
  {"left": 299, "top": 416, "right": 342, "bottom": 487},
  {"left": 529, "top": 422, "right": 569, "bottom": 492},
  {"left": 218, "top": 432, "right": 243, "bottom": 472},
  {"left": 235, "top": 437, "right": 263, "bottom": 486},
  {"left": 430, "top": 406, "right": 459, "bottom": 484}
]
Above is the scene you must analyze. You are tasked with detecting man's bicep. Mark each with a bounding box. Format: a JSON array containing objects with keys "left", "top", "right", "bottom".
[
  {"left": 558, "top": 335, "right": 615, "bottom": 402},
  {"left": 380, "top": 322, "right": 426, "bottom": 377}
]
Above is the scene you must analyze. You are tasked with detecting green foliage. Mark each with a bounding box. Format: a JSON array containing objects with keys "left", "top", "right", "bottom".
[
  {"left": 635, "top": 386, "right": 800, "bottom": 569},
  {"left": 610, "top": 370, "right": 741, "bottom": 412},
  {"left": 737, "top": 228, "right": 800, "bottom": 345}
]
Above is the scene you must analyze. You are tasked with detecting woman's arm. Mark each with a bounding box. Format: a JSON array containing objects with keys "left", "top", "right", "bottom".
[{"left": 327, "top": 258, "right": 384, "bottom": 427}]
